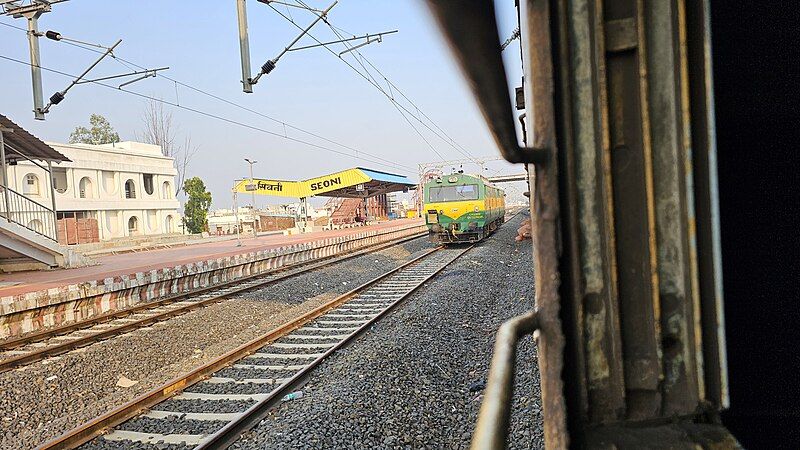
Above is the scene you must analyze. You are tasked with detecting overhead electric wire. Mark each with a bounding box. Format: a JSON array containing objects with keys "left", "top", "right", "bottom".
[
  {"left": 317, "top": 15, "right": 521, "bottom": 186},
  {"left": 284, "top": 3, "right": 524, "bottom": 192},
  {"left": 325, "top": 19, "right": 478, "bottom": 162},
  {"left": 302, "top": 5, "right": 449, "bottom": 162},
  {"left": 0, "top": 20, "right": 413, "bottom": 173},
  {"left": 0, "top": 53, "right": 413, "bottom": 174},
  {"left": 267, "top": 3, "right": 465, "bottom": 163},
  {"left": 309, "top": 4, "right": 478, "bottom": 163},
  {"left": 291, "top": 2, "right": 525, "bottom": 196}
]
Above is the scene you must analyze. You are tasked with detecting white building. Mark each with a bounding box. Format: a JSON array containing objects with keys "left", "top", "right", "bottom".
[{"left": 7, "top": 141, "right": 181, "bottom": 241}]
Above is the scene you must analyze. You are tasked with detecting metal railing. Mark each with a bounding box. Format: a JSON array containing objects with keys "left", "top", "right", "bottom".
[
  {"left": 0, "top": 185, "right": 58, "bottom": 241},
  {"left": 471, "top": 311, "right": 540, "bottom": 449}
]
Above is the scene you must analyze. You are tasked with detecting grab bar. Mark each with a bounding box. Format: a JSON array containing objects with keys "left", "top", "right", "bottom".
[{"left": 471, "top": 310, "right": 540, "bottom": 449}]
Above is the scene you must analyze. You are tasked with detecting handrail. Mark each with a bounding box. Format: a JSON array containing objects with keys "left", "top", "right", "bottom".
[
  {"left": 0, "top": 184, "right": 58, "bottom": 241},
  {"left": 471, "top": 310, "right": 540, "bottom": 449}
]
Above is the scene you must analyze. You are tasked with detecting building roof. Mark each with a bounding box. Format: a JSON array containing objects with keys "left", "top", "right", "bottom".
[
  {"left": 0, "top": 114, "right": 70, "bottom": 163},
  {"left": 357, "top": 167, "right": 414, "bottom": 185},
  {"left": 233, "top": 167, "right": 416, "bottom": 199},
  {"left": 324, "top": 168, "right": 416, "bottom": 199}
]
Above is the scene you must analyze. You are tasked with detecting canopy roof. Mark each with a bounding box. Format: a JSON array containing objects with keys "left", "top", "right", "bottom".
[
  {"left": 233, "top": 167, "right": 416, "bottom": 199},
  {"left": 0, "top": 114, "right": 70, "bottom": 163}
]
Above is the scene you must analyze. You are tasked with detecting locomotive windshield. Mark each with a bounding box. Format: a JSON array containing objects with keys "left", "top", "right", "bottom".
[{"left": 428, "top": 184, "right": 479, "bottom": 202}]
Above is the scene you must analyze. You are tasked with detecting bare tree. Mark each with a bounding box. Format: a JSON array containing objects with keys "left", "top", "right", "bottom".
[
  {"left": 138, "top": 100, "right": 176, "bottom": 156},
  {"left": 138, "top": 99, "right": 197, "bottom": 195},
  {"left": 176, "top": 136, "right": 199, "bottom": 196}
]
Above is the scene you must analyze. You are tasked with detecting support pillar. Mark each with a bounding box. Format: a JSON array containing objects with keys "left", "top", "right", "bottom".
[
  {"left": 0, "top": 128, "right": 12, "bottom": 220},
  {"left": 25, "top": 13, "right": 45, "bottom": 120}
]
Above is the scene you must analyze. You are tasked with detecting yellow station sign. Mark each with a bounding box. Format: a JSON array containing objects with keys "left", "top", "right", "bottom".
[{"left": 233, "top": 168, "right": 373, "bottom": 198}]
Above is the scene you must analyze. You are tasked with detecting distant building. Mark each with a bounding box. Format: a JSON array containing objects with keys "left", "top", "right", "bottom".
[
  {"left": 207, "top": 207, "right": 297, "bottom": 235},
  {"left": 8, "top": 141, "right": 181, "bottom": 242}
]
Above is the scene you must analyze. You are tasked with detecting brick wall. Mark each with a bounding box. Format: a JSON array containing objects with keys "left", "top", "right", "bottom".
[{"left": 57, "top": 217, "right": 100, "bottom": 245}]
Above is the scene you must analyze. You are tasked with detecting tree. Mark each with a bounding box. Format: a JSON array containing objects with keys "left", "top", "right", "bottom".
[
  {"left": 137, "top": 100, "right": 198, "bottom": 195},
  {"left": 183, "top": 177, "right": 212, "bottom": 234},
  {"left": 69, "top": 114, "right": 121, "bottom": 145}
]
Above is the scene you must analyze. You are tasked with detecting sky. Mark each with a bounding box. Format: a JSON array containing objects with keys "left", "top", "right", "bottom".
[{"left": 0, "top": 0, "right": 527, "bottom": 208}]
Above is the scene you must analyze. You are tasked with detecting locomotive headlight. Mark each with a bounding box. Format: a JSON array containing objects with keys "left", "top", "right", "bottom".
[
  {"left": 473, "top": 206, "right": 479, "bottom": 212},
  {"left": 439, "top": 210, "right": 444, "bottom": 214}
]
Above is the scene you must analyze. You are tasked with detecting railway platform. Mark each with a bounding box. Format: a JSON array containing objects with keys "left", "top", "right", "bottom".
[{"left": 0, "top": 219, "right": 424, "bottom": 339}]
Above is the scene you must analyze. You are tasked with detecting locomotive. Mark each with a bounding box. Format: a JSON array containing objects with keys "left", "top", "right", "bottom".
[{"left": 423, "top": 173, "right": 505, "bottom": 244}]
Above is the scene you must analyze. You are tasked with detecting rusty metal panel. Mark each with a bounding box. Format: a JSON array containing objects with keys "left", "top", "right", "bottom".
[
  {"left": 520, "top": 0, "right": 569, "bottom": 446},
  {"left": 603, "top": 0, "right": 663, "bottom": 421},
  {"left": 644, "top": 0, "right": 704, "bottom": 415},
  {"left": 564, "top": 0, "right": 626, "bottom": 424},
  {"left": 424, "top": 0, "right": 730, "bottom": 446},
  {"left": 685, "top": 0, "right": 729, "bottom": 410}
]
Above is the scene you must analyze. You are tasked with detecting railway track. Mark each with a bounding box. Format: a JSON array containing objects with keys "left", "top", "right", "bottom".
[
  {"left": 37, "top": 244, "right": 472, "bottom": 450},
  {"left": 0, "top": 231, "right": 426, "bottom": 373}
]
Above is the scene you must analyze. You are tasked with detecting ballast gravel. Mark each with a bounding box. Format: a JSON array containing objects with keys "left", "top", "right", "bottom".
[
  {"left": 157, "top": 398, "right": 254, "bottom": 414},
  {"left": 79, "top": 440, "right": 187, "bottom": 450},
  {"left": 232, "top": 213, "right": 543, "bottom": 449},
  {"left": 0, "top": 236, "right": 432, "bottom": 450},
  {"left": 116, "top": 416, "right": 227, "bottom": 435},
  {"left": 186, "top": 381, "right": 277, "bottom": 395}
]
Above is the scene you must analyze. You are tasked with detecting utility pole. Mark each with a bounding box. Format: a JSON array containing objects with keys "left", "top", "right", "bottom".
[
  {"left": 232, "top": 190, "right": 241, "bottom": 247},
  {"left": 235, "top": 0, "right": 253, "bottom": 93},
  {"left": 2, "top": 0, "right": 68, "bottom": 119},
  {"left": 234, "top": 0, "right": 396, "bottom": 92},
  {"left": 25, "top": 11, "right": 44, "bottom": 120},
  {"left": 4, "top": 1, "right": 164, "bottom": 119},
  {"left": 244, "top": 158, "right": 257, "bottom": 211}
]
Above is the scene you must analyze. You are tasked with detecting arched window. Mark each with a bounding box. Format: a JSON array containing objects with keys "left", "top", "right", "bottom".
[
  {"left": 27, "top": 219, "right": 43, "bottom": 233},
  {"left": 164, "top": 215, "right": 174, "bottom": 233},
  {"left": 79, "top": 177, "right": 94, "bottom": 199},
  {"left": 143, "top": 174, "right": 154, "bottom": 195},
  {"left": 128, "top": 216, "right": 139, "bottom": 235},
  {"left": 23, "top": 173, "right": 39, "bottom": 196},
  {"left": 162, "top": 181, "right": 172, "bottom": 199},
  {"left": 124, "top": 179, "right": 136, "bottom": 199}
]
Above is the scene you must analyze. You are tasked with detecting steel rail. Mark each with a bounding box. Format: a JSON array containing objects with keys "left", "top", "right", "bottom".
[
  {"left": 0, "top": 229, "right": 424, "bottom": 351},
  {"left": 0, "top": 230, "right": 426, "bottom": 372},
  {"left": 37, "top": 245, "right": 454, "bottom": 450},
  {"left": 196, "top": 244, "right": 474, "bottom": 449}
]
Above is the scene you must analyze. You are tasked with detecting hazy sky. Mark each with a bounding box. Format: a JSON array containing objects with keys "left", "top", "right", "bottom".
[{"left": 0, "top": 1, "right": 527, "bottom": 208}]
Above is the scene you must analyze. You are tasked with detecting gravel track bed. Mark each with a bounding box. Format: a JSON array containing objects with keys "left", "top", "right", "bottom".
[
  {"left": 0, "top": 236, "right": 433, "bottom": 450},
  {"left": 116, "top": 416, "right": 227, "bottom": 435},
  {"left": 232, "top": 213, "right": 544, "bottom": 449},
  {"left": 250, "top": 346, "right": 327, "bottom": 355},
  {"left": 304, "top": 322, "right": 362, "bottom": 330},
  {"left": 244, "top": 357, "right": 310, "bottom": 365},
  {"left": 185, "top": 381, "right": 277, "bottom": 395},
  {"left": 80, "top": 439, "right": 188, "bottom": 450},
  {"left": 232, "top": 237, "right": 433, "bottom": 304},
  {"left": 278, "top": 337, "right": 342, "bottom": 344},
  {"left": 157, "top": 399, "right": 254, "bottom": 414},
  {"left": 214, "top": 367, "right": 298, "bottom": 380}
]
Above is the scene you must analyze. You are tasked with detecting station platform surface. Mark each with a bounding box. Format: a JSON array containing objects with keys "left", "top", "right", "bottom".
[{"left": 0, "top": 219, "right": 423, "bottom": 298}]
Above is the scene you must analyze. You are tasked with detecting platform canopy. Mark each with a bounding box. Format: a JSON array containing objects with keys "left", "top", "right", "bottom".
[
  {"left": 233, "top": 167, "right": 415, "bottom": 199},
  {"left": 0, "top": 114, "right": 70, "bottom": 163}
]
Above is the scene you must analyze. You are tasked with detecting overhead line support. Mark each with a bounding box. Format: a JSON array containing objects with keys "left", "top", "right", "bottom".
[
  {"left": 236, "top": 0, "right": 253, "bottom": 93},
  {"left": 25, "top": 11, "right": 44, "bottom": 119},
  {"left": 249, "top": 0, "right": 337, "bottom": 87},
  {"left": 39, "top": 39, "right": 121, "bottom": 115}
]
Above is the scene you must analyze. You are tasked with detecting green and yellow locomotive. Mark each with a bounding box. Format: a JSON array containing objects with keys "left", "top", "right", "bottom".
[{"left": 423, "top": 173, "right": 505, "bottom": 244}]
